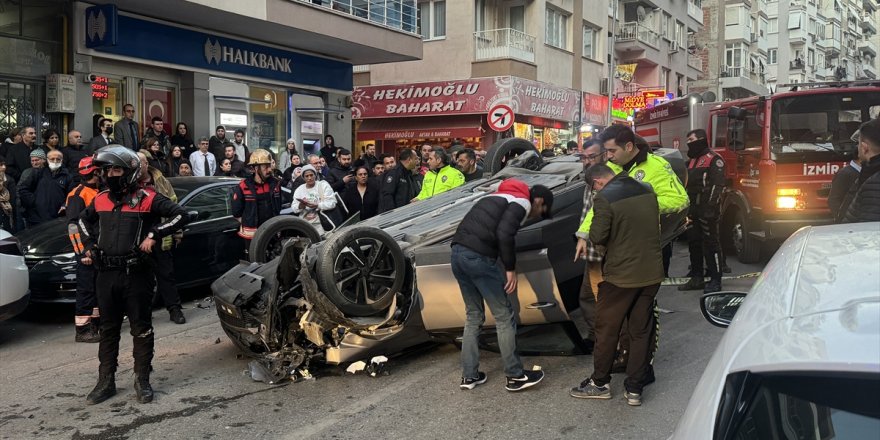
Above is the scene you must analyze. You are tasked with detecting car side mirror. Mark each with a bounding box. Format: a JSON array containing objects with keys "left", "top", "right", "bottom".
[
  {"left": 700, "top": 291, "right": 748, "bottom": 328},
  {"left": 188, "top": 210, "right": 208, "bottom": 221}
]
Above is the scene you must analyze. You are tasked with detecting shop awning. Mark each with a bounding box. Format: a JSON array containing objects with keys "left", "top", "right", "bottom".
[{"left": 356, "top": 116, "right": 484, "bottom": 141}]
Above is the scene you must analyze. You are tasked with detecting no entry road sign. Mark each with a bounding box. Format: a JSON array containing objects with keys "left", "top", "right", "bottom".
[{"left": 487, "top": 103, "right": 514, "bottom": 132}]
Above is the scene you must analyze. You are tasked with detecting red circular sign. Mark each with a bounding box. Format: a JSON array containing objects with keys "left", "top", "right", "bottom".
[{"left": 487, "top": 104, "right": 514, "bottom": 132}]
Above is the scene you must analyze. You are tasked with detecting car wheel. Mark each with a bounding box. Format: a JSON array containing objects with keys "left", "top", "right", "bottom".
[
  {"left": 483, "top": 137, "right": 540, "bottom": 175},
  {"left": 249, "top": 216, "right": 321, "bottom": 263},
  {"left": 732, "top": 210, "right": 760, "bottom": 264},
  {"left": 316, "top": 226, "right": 405, "bottom": 317}
]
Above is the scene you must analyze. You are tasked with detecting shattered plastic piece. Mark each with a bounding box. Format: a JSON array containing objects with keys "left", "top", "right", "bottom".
[
  {"left": 346, "top": 361, "right": 367, "bottom": 374},
  {"left": 292, "top": 368, "right": 315, "bottom": 382},
  {"left": 658, "top": 307, "right": 675, "bottom": 314},
  {"left": 196, "top": 296, "right": 214, "bottom": 309},
  {"left": 368, "top": 356, "right": 390, "bottom": 377},
  {"left": 247, "top": 360, "right": 289, "bottom": 385}
]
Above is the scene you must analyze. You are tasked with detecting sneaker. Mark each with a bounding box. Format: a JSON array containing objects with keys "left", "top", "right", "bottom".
[
  {"left": 703, "top": 279, "right": 722, "bottom": 294},
  {"left": 677, "top": 277, "right": 705, "bottom": 291},
  {"left": 460, "top": 372, "right": 488, "bottom": 390},
  {"left": 624, "top": 390, "right": 642, "bottom": 406},
  {"left": 569, "top": 378, "right": 611, "bottom": 399},
  {"left": 505, "top": 369, "right": 544, "bottom": 392}
]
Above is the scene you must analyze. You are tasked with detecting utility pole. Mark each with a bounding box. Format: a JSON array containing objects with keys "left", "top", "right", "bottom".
[{"left": 607, "top": 0, "right": 618, "bottom": 126}]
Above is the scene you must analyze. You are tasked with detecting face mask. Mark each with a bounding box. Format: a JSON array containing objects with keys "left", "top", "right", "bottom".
[
  {"left": 48, "top": 162, "right": 62, "bottom": 171},
  {"left": 686, "top": 138, "right": 709, "bottom": 158},
  {"left": 105, "top": 127, "right": 113, "bottom": 136},
  {"left": 105, "top": 175, "right": 126, "bottom": 193}
]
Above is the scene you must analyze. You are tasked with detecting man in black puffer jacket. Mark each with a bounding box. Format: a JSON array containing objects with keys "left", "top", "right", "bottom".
[
  {"left": 841, "top": 118, "right": 880, "bottom": 223},
  {"left": 450, "top": 179, "right": 553, "bottom": 392}
]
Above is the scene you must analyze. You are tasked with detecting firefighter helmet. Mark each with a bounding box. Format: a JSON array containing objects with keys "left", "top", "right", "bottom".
[{"left": 248, "top": 149, "right": 273, "bottom": 166}]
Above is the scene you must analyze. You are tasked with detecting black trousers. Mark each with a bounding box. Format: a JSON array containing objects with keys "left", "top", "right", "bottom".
[
  {"left": 152, "top": 248, "right": 181, "bottom": 311},
  {"left": 75, "top": 261, "right": 98, "bottom": 319},
  {"left": 96, "top": 266, "right": 155, "bottom": 376},
  {"left": 577, "top": 261, "right": 601, "bottom": 341},
  {"left": 687, "top": 212, "right": 721, "bottom": 280},
  {"left": 591, "top": 281, "right": 660, "bottom": 394}
]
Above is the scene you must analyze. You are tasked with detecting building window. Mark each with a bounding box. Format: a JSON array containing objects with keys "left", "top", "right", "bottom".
[
  {"left": 768, "top": 48, "right": 777, "bottom": 64},
  {"left": 788, "top": 13, "right": 802, "bottom": 30},
  {"left": 768, "top": 18, "right": 778, "bottom": 33},
  {"left": 474, "top": 0, "right": 485, "bottom": 32},
  {"left": 583, "top": 24, "right": 599, "bottom": 60},
  {"left": 818, "top": 52, "right": 825, "bottom": 69},
  {"left": 545, "top": 7, "right": 569, "bottom": 49},
  {"left": 418, "top": 1, "right": 446, "bottom": 40},
  {"left": 725, "top": 42, "right": 745, "bottom": 69},
  {"left": 725, "top": 6, "right": 740, "bottom": 25},
  {"left": 807, "top": 48, "right": 815, "bottom": 67},
  {"left": 677, "top": 21, "right": 686, "bottom": 48}
]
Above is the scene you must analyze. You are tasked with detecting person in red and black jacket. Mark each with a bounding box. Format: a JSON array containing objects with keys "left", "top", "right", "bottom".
[
  {"left": 66, "top": 157, "right": 101, "bottom": 343},
  {"left": 230, "top": 149, "right": 282, "bottom": 240},
  {"left": 77, "top": 146, "right": 188, "bottom": 406}
]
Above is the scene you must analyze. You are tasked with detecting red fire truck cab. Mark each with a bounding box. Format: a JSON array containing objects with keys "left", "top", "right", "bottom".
[{"left": 636, "top": 83, "right": 880, "bottom": 263}]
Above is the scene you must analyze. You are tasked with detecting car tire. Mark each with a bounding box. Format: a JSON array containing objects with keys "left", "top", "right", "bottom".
[
  {"left": 732, "top": 210, "right": 761, "bottom": 264},
  {"left": 483, "top": 137, "right": 540, "bottom": 175},
  {"left": 315, "top": 226, "right": 406, "bottom": 317},
  {"left": 249, "top": 216, "right": 321, "bottom": 263}
]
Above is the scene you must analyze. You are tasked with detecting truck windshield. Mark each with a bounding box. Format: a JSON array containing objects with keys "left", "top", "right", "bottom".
[{"left": 770, "top": 91, "right": 880, "bottom": 158}]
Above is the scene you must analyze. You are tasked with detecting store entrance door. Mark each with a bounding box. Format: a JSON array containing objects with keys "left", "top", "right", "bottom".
[{"left": 0, "top": 79, "right": 56, "bottom": 134}]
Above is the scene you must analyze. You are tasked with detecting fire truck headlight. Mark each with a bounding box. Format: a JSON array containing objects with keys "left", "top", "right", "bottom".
[
  {"left": 775, "top": 188, "right": 804, "bottom": 210},
  {"left": 776, "top": 196, "right": 799, "bottom": 210}
]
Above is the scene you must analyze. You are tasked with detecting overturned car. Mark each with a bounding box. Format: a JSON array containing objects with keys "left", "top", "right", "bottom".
[{"left": 211, "top": 139, "right": 686, "bottom": 380}]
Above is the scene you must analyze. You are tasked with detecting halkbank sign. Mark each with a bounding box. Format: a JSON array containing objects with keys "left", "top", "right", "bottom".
[{"left": 82, "top": 6, "right": 351, "bottom": 91}]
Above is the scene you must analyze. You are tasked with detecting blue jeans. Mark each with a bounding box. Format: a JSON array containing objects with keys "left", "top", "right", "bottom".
[{"left": 451, "top": 245, "right": 524, "bottom": 379}]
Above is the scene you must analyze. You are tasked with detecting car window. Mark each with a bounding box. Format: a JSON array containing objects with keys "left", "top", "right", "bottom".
[
  {"left": 730, "top": 373, "right": 880, "bottom": 439},
  {"left": 183, "top": 186, "right": 230, "bottom": 221}
]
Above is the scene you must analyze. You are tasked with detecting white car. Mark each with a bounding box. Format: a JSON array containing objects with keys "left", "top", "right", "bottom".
[
  {"left": 672, "top": 222, "right": 880, "bottom": 439},
  {"left": 0, "top": 229, "right": 29, "bottom": 321}
]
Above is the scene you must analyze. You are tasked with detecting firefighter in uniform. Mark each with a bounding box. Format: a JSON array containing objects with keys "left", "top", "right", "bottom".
[
  {"left": 678, "top": 129, "right": 726, "bottom": 293},
  {"left": 231, "top": 149, "right": 282, "bottom": 241},
  {"left": 67, "top": 157, "right": 101, "bottom": 343},
  {"left": 77, "top": 146, "right": 188, "bottom": 405}
]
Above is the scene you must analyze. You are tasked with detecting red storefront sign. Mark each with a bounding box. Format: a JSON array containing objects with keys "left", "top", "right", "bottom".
[
  {"left": 352, "top": 76, "right": 580, "bottom": 122},
  {"left": 582, "top": 92, "right": 609, "bottom": 126}
]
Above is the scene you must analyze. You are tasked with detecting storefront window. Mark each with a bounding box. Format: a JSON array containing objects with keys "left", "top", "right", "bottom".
[
  {"left": 249, "top": 85, "right": 287, "bottom": 156},
  {"left": 91, "top": 76, "right": 125, "bottom": 131},
  {"left": 141, "top": 84, "right": 176, "bottom": 139}
]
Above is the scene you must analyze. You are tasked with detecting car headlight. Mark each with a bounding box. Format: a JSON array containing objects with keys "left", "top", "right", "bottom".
[{"left": 51, "top": 252, "right": 77, "bottom": 265}]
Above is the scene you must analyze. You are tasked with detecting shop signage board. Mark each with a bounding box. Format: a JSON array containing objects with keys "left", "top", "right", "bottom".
[
  {"left": 582, "top": 92, "right": 609, "bottom": 126},
  {"left": 618, "top": 94, "right": 646, "bottom": 111},
  {"left": 487, "top": 104, "right": 514, "bottom": 132},
  {"left": 83, "top": 11, "right": 352, "bottom": 91},
  {"left": 353, "top": 76, "right": 580, "bottom": 122},
  {"left": 642, "top": 89, "right": 666, "bottom": 99}
]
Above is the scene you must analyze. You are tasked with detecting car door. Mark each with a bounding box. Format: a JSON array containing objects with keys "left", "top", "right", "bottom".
[{"left": 176, "top": 184, "right": 244, "bottom": 285}]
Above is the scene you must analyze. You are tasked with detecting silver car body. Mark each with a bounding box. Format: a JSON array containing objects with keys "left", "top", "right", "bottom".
[
  {"left": 0, "top": 229, "right": 30, "bottom": 321},
  {"left": 672, "top": 222, "right": 880, "bottom": 438}
]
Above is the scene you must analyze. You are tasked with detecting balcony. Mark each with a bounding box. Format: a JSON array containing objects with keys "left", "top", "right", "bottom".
[
  {"left": 822, "top": 38, "right": 842, "bottom": 56},
  {"left": 790, "top": 58, "right": 807, "bottom": 70},
  {"left": 788, "top": 27, "right": 808, "bottom": 44},
  {"left": 474, "top": 28, "right": 536, "bottom": 64},
  {"left": 725, "top": 22, "right": 752, "bottom": 43},
  {"left": 824, "top": 7, "right": 843, "bottom": 23},
  {"left": 862, "top": 13, "right": 878, "bottom": 34},
  {"left": 815, "top": 66, "right": 834, "bottom": 78},
  {"left": 687, "top": 0, "right": 703, "bottom": 25},
  {"left": 296, "top": 0, "right": 418, "bottom": 34},
  {"left": 858, "top": 38, "right": 878, "bottom": 57},
  {"left": 616, "top": 22, "right": 660, "bottom": 50},
  {"left": 720, "top": 66, "right": 768, "bottom": 96},
  {"left": 862, "top": 62, "right": 878, "bottom": 79},
  {"left": 865, "top": 0, "right": 877, "bottom": 13},
  {"left": 688, "top": 54, "right": 703, "bottom": 71}
]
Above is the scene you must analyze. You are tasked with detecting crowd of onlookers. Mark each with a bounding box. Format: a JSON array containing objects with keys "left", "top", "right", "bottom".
[{"left": 0, "top": 103, "right": 492, "bottom": 235}]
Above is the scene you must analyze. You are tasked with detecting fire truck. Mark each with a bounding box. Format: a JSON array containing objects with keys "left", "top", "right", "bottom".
[{"left": 635, "top": 82, "right": 880, "bottom": 263}]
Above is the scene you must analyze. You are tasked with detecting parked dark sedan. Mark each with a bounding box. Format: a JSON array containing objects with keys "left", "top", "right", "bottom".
[{"left": 16, "top": 177, "right": 248, "bottom": 303}]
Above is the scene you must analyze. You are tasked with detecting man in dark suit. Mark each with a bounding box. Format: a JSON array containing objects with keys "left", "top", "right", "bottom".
[
  {"left": 113, "top": 104, "right": 139, "bottom": 150},
  {"left": 88, "top": 118, "right": 114, "bottom": 151}
]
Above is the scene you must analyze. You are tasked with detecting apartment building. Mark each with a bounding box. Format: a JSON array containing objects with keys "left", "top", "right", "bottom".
[
  {"left": 1, "top": 0, "right": 421, "bottom": 155},
  {"left": 692, "top": 0, "right": 877, "bottom": 101}
]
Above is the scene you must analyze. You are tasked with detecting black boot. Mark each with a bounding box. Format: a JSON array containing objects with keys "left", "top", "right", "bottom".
[
  {"left": 86, "top": 373, "right": 116, "bottom": 405},
  {"left": 677, "top": 277, "right": 706, "bottom": 291},
  {"left": 703, "top": 279, "right": 722, "bottom": 294},
  {"left": 75, "top": 323, "right": 101, "bottom": 343},
  {"left": 169, "top": 307, "right": 186, "bottom": 324},
  {"left": 134, "top": 373, "right": 154, "bottom": 403}
]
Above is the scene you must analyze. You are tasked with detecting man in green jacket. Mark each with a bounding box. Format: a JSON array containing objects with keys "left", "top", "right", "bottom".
[
  {"left": 570, "top": 164, "right": 663, "bottom": 407},
  {"left": 414, "top": 146, "right": 464, "bottom": 201}
]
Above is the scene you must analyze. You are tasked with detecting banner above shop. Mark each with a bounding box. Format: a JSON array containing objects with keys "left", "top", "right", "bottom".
[
  {"left": 582, "top": 92, "right": 609, "bottom": 126},
  {"left": 353, "top": 76, "right": 580, "bottom": 122},
  {"left": 82, "top": 10, "right": 352, "bottom": 91}
]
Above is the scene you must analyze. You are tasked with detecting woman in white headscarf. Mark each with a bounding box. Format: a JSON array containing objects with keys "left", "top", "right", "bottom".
[
  {"left": 292, "top": 164, "right": 336, "bottom": 234},
  {"left": 278, "top": 138, "right": 299, "bottom": 173}
]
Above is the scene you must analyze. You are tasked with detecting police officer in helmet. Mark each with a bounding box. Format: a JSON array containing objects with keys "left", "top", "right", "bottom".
[{"left": 77, "top": 146, "right": 188, "bottom": 405}]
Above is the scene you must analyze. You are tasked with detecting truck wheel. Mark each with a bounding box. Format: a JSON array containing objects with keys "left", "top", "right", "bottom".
[
  {"left": 316, "top": 226, "right": 406, "bottom": 317},
  {"left": 249, "top": 216, "right": 321, "bottom": 263},
  {"left": 732, "top": 210, "right": 761, "bottom": 264},
  {"left": 484, "top": 138, "right": 540, "bottom": 175}
]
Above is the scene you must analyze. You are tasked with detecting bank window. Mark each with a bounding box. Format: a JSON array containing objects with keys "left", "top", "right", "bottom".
[
  {"left": 141, "top": 84, "right": 176, "bottom": 143},
  {"left": 768, "top": 49, "right": 777, "bottom": 65},
  {"left": 545, "top": 7, "right": 569, "bottom": 49},
  {"left": 418, "top": 1, "right": 446, "bottom": 40},
  {"left": 249, "top": 85, "right": 287, "bottom": 156},
  {"left": 91, "top": 76, "right": 126, "bottom": 134},
  {"left": 583, "top": 24, "right": 599, "bottom": 60}
]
